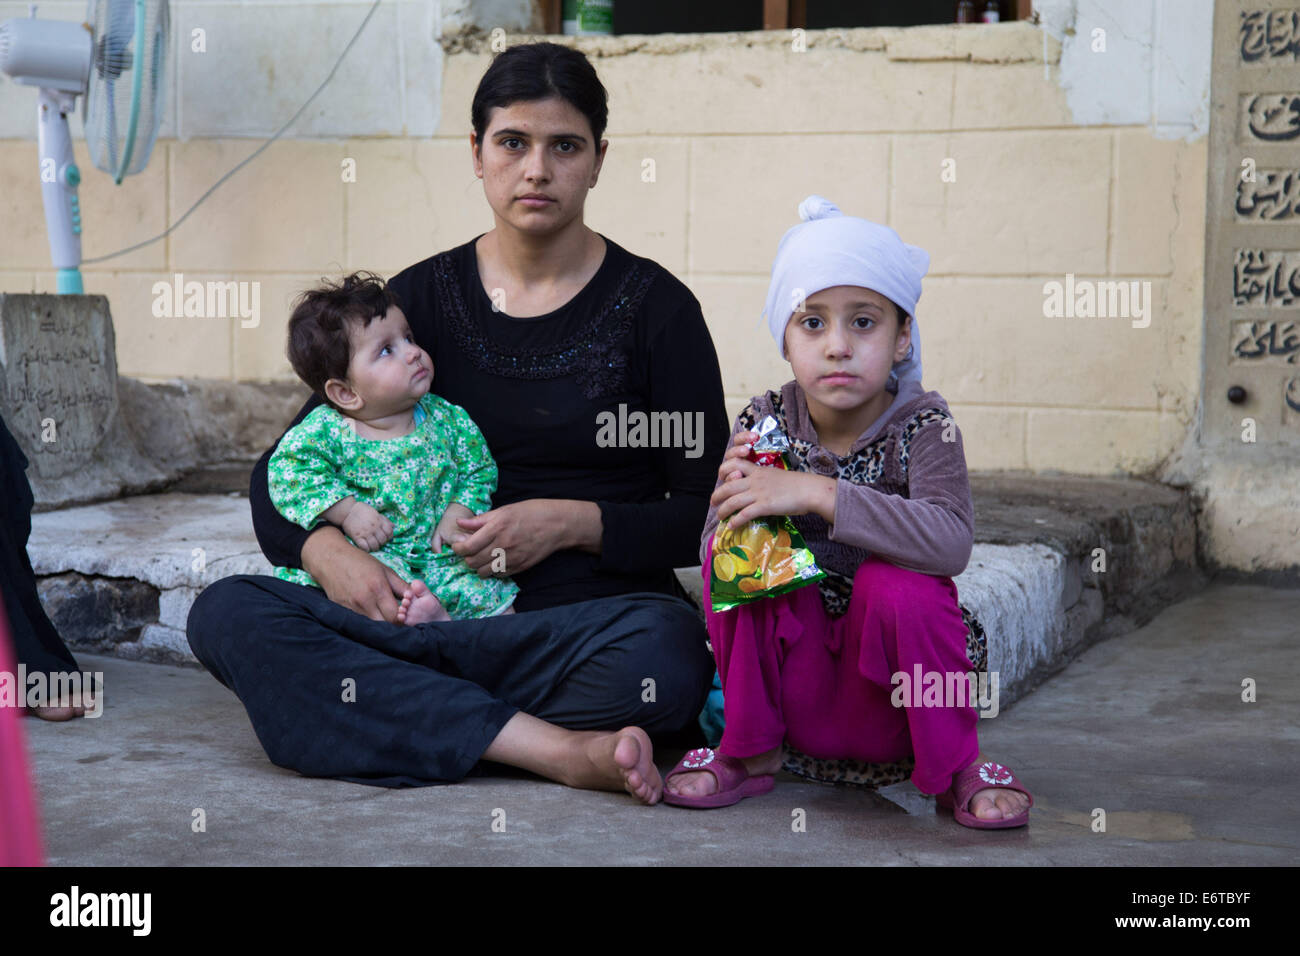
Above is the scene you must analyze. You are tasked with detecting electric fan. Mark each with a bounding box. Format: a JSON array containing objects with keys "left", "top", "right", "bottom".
[{"left": 0, "top": 0, "right": 170, "bottom": 293}]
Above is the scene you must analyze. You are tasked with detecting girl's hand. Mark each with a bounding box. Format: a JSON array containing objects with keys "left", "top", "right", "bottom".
[
  {"left": 717, "top": 430, "right": 759, "bottom": 484},
  {"left": 449, "top": 499, "right": 570, "bottom": 577},
  {"left": 712, "top": 458, "right": 837, "bottom": 529}
]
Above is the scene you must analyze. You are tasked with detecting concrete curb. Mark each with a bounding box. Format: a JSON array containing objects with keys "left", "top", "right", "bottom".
[{"left": 30, "top": 475, "right": 1206, "bottom": 704}]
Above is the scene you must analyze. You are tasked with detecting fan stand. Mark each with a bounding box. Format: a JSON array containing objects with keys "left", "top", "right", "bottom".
[{"left": 37, "top": 86, "right": 84, "bottom": 294}]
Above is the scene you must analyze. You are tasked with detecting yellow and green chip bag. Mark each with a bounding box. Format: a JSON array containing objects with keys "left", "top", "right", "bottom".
[{"left": 709, "top": 415, "right": 825, "bottom": 612}]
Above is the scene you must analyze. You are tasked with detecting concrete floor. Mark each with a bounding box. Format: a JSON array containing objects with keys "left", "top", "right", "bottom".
[{"left": 22, "top": 581, "right": 1299, "bottom": 865}]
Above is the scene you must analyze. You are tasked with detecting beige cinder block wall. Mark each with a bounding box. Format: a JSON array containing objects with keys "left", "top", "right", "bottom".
[{"left": 0, "top": 16, "right": 1207, "bottom": 481}]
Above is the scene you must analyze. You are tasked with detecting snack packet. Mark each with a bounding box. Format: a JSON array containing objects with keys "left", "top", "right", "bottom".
[{"left": 709, "top": 415, "right": 825, "bottom": 612}]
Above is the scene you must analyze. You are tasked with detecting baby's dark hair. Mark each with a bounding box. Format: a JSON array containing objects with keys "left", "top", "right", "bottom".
[{"left": 286, "top": 271, "right": 402, "bottom": 408}]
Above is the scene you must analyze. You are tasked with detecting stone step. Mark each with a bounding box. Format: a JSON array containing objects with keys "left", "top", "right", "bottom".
[
  {"left": 29, "top": 474, "right": 1206, "bottom": 708},
  {"left": 30, "top": 493, "right": 271, "bottom": 665}
]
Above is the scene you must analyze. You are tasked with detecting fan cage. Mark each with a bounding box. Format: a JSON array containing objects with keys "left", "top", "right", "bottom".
[{"left": 83, "top": 0, "right": 168, "bottom": 182}]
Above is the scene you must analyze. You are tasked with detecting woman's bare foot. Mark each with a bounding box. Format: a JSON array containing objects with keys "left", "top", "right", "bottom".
[
  {"left": 664, "top": 744, "right": 783, "bottom": 797},
  {"left": 960, "top": 753, "right": 1031, "bottom": 821},
  {"left": 480, "top": 713, "right": 661, "bottom": 805},
  {"left": 26, "top": 691, "right": 88, "bottom": 721},
  {"left": 562, "top": 726, "right": 662, "bottom": 805},
  {"left": 28, "top": 703, "right": 86, "bottom": 721},
  {"left": 396, "top": 580, "right": 450, "bottom": 624}
]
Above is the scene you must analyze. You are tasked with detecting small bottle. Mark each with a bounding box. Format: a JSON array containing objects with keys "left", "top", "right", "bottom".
[
  {"left": 562, "top": 0, "right": 614, "bottom": 36},
  {"left": 956, "top": 0, "right": 977, "bottom": 22},
  {"left": 981, "top": 1, "right": 1002, "bottom": 22}
]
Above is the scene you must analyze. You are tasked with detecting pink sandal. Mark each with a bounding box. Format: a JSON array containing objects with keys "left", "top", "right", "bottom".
[
  {"left": 935, "top": 760, "right": 1034, "bottom": 829},
  {"left": 662, "top": 747, "right": 775, "bottom": 809}
]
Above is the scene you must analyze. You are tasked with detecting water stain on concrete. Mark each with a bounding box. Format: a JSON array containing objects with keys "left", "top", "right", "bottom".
[
  {"left": 122, "top": 749, "right": 182, "bottom": 761},
  {"left": 1054, "top": 808, "right": 1195, "bottom": 841},
  {"left": 1148, "top": 695, "right": 1241, "bottom": 718}
]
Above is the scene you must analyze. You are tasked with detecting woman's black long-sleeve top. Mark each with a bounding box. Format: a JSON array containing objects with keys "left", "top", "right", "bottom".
[{"left": 248, "top": 234, "right": 730, "bottom": 612}]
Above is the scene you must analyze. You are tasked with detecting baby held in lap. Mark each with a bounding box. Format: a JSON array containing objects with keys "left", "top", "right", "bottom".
[{"left": 268, "top": 271, "right": 518, "bottom": 624}]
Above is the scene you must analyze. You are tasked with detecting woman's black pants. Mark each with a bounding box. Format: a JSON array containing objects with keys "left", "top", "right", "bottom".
[
  {"left": 0, "top": 413, "right": 78, "bottom": 676},
  {"left": 186, "top": 574, "right": 714, "bottom": 787}
]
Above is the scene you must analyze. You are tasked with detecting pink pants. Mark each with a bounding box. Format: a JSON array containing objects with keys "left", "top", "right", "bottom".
[
  {"left": 703, "top": 542, "right": 980, "bottom": 795},
  {"left": 0, "top": 605, "right": 44, "bottom": 866}
]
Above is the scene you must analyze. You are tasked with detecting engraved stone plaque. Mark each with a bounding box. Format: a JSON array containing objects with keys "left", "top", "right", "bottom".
[
  {"left": 0, "top": 294, "right": 169, "bottom": 508},
  {"left": 1205, "top": 1, "right": 1300, "bottom": 446}
]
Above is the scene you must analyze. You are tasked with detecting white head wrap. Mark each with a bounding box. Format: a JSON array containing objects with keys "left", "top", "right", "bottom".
[{"left": 762, "top": 195, "right": 929, "bottom": 392}]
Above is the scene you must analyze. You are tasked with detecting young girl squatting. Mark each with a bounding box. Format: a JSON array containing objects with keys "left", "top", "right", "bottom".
[{"left": 664, "top": 196, "right": 1033, "bottom": 828}]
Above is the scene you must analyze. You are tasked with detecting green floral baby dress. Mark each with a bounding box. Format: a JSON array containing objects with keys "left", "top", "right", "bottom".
[{"left": 268, "top": 393, "right": 519, "bottom": 619}]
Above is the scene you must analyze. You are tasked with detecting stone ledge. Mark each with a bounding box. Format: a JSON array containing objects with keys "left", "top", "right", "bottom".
[
  {"left": 31, "top": 494, "right": 271, "bottom": 669},
  {"left": 29, "top": 493, "right": 271, "bottom": 592},
  {"left": 30, "top": 473, "right": 1204, "bottom": 709},
  {"left": 118, "top": 378, "right": 310, "bottom": 487},
  {"left": 21, "top": 376, "right": 309, "bottom": 512},
  {"left": 443, "top": 23, "right": 1060, "bottom": 64}
]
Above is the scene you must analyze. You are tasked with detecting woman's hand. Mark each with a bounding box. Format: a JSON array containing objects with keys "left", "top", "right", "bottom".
[
  {"left": 451, "top": 499, "right": 598, "bottom": 578},
  {"left": 301, "top": 525, "right": 408, "bottom": 623}
]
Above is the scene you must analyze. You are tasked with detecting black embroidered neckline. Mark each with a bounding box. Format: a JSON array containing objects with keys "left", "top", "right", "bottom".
[{"left": 430, "top": 239, "right": 657, "bottom": 397}]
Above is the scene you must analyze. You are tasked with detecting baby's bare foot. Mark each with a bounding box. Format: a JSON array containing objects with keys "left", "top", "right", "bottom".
[
  {"left": 28, "top": 703, "right": 86, "bottom": 721},
  {"left": 397, "top": 579, "right": 450, "bottom": 625}
]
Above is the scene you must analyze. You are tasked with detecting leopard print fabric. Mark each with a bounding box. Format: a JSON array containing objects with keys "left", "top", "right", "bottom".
[{"left": 730, "top": 391, "right": 989, "bottom": 790}]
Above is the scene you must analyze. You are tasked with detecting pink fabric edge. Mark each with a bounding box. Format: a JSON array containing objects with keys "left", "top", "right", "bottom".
[{"left": 0, "top": 605, "right": 46, "bottom": 866}]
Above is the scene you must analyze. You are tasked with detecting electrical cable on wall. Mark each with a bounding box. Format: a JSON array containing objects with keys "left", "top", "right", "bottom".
[{"left": 82, "top": 0, "right": 384, "bottom": 264}]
